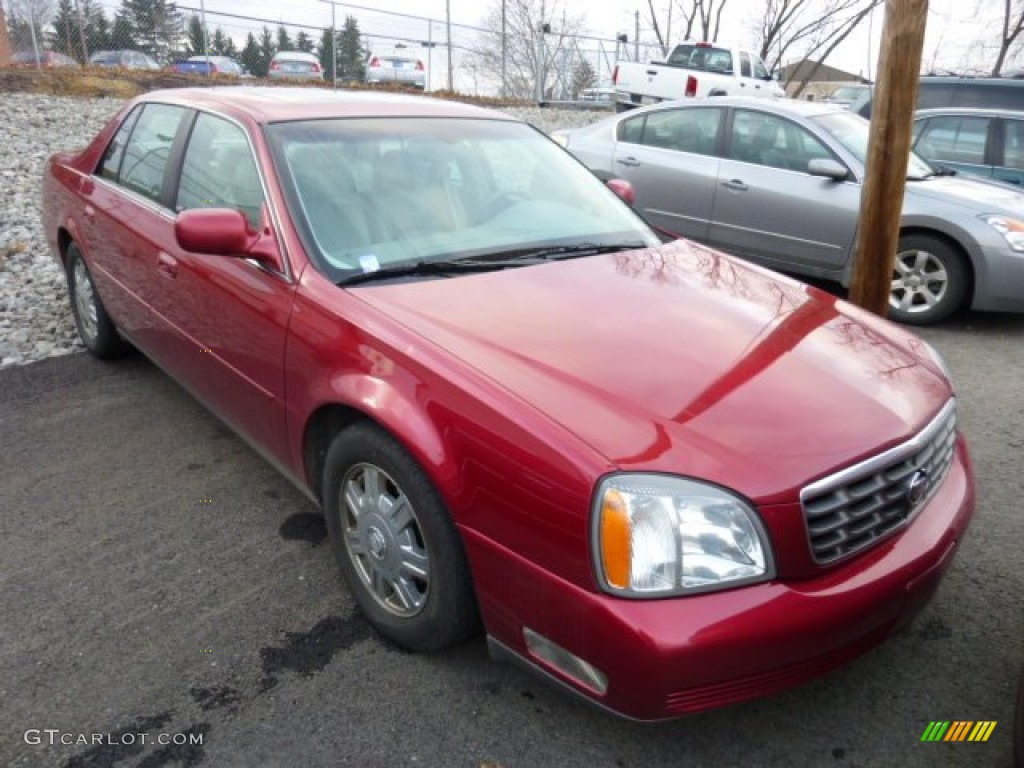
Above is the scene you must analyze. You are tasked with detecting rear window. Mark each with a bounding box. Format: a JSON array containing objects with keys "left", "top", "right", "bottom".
[{"left": 666, "top": 44, "right": 733, "bottom": 74}]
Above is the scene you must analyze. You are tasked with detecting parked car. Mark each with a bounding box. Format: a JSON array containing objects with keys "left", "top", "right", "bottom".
[
  {"left": 555, "top": 96, "right": 1024, "bottom": 324},
  {"left": 364, "top": 49, "right": 426, "bottom": 89},
  {"left": 167, "top": 55, "right": 245, "bottom": 77},
  {"left": 822, "top": 83, "right": 869, "bottom": 109},
  {"left": 912, "top": 107, "right": 1024, "bottom": 186},
  {"left": 268, "top": 50, "right": 322, "bottom": 80},
  {"left": 42, "top": 86, "right": 973, "bottom": 721},
  {"left": 9, "top": 49, "right": 79, "bottom": 68},
  {"left": 852, "top": 75, "right": 1024, "bottom": 118},
  {"left": 88, "top": 49, "right": 161, "bottom": 70}
]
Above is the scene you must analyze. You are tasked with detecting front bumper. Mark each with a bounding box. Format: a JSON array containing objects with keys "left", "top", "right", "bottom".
[{"left": 467, "top": 440, "right": 974, "bottom": 721}]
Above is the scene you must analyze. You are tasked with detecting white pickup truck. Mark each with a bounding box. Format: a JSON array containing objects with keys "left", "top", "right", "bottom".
[{"left": 613, "top": 42, "right": 784, "bottom": 111}]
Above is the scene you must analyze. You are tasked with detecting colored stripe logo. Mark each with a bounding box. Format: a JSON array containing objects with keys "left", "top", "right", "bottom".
[{"left": 920, "top": 721, "right": 997, "bottom": 742}]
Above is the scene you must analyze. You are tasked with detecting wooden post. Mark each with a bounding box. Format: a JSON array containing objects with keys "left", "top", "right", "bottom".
[{"left": 848, "top": 0, "right": 929, "bottom": 317}]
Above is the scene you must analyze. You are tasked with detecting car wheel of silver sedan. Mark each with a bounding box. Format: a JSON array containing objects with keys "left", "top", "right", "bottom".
[
  {"left": 66, "top": 243, "right": 128, "bottom": 359},
  {"left": 889, "top": 235, "right": 969, "bottom": 325},
  {"left": 322, "top": 421, "right": 479, "bottom": 651}
]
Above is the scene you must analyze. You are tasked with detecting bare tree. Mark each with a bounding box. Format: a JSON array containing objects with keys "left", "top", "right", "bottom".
[
  {"left": 992, "top": 0, "right": 1024, "bottom": 74},
  {"left": 754, "top": 0, "right": 881, "bottom": 95},
  {"left": 468, "top": 0, "right": 586, "bottom": 100},
  {"left": 6, "top": 0, "right": 56, "bottom": 51},
  {"left": 644, "top": 0, "right": 731, "bottom": 54}
]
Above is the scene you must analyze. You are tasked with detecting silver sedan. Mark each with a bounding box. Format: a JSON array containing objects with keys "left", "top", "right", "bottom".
[{"left": 554, "top": 96, "right": 1024, "bottom": 324}]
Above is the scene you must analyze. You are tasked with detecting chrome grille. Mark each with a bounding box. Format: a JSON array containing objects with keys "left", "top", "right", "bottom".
[{"left": 800, "top": 400, "right": 957, "bottom": 564}]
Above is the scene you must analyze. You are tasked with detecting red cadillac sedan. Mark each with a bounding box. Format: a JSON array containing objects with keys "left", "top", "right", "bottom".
[{"left": 41, "top": 87, "right": 974, "bottom": 721}]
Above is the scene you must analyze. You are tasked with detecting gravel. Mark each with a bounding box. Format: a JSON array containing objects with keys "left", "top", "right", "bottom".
[{"left": 0, "top": 91, "right": 611, "bottom": 369}]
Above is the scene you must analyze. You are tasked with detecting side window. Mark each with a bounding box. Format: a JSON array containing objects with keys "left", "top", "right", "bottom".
[
  {"left": 915, "top": 116, "right": 988, "bottom": 164},
  {"left": 740, "top": 52, "right": 752, "bottom": 78},
  {"left": 176, "top": 112, "right": 264, "bottom": 229},
  {"left": 729, "top": 111, "right": 830, "bottom": 171},
  {"left": 750, "top": 55, "right": 770, "bottom": 81},
  {"left": 119, "top": 104, "right": 187, "bottom": 203},
  {"left": 618, "top": 115, "right": 646, "bottom": 144},
  {"left": 1002, "top": 119, "right": 1024, "bottom": 170},
  {"left": 96, "top": 106, "right": 141, "bottom": 181},
  {"left": 637, "top": 108, "right": 721, "bottom": 155}
]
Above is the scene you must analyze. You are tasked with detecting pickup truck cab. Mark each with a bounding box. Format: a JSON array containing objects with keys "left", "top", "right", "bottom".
[{"left": 613, "top": 42, "right": 783, "bottom": 110}]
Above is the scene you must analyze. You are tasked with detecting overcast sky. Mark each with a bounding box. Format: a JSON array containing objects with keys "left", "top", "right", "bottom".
[{"left": 82, "top": 0, "right": 1002, "bottom": 89}]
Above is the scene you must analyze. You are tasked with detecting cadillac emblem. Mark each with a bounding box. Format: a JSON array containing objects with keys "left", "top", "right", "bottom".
[{"left": 905, "top": 469, "right": 930, "bottom": 507}]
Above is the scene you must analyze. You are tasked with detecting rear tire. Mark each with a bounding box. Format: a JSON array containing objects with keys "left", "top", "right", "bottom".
[
  {"left": 322, "top": 421, "right": 479, "bottom": 652},
  {"left": 66, "top": 243, "right": 128, "bottom": 359},
  {"left": 888, "top": 234, "right": 969, "bottom": 325}
]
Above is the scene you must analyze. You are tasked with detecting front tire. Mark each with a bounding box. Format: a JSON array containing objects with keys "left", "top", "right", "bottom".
[
  {"left": 889, "top": 235, "right": 969, "bottom": 325},
  {"left": 66, "top": 243, "right": 128, "bottom": 359},
  {"left": 322, "top": 422, "right": 479, "bottom": 651}
]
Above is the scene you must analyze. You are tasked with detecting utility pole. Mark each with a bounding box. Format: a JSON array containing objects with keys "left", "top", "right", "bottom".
[
  {"left": 501, "top": 0, "right": 507, "bottom": 98},
  {"left": 634, "top": 10, "right": 639, "bottom": 60},
  {"left": 849, "top": 0, "right": 928, "bottom": 317},
  {"left": 446, "top": 0, "right": 453, "bottom": 91}
]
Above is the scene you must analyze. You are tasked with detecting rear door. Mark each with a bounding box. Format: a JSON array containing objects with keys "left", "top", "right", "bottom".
[
  {"left": 610, "top": 105, "right": 724, "bottom": 240},
  {"left": 83, "top": 102, "right": 191, "bottom": 356},
  {"left": 708, "top": 108, "right": 860, "bottom": 272}
]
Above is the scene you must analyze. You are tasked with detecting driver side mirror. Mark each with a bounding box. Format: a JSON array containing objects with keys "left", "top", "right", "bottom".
[
  {"left": 175, "top": 208, "right": 283, "bottom": 271},
  {"left": 606, "top": 178, "right": 636, "bottom": 206},
  {"left": 807, "top": 158, "right": 850, "bottom": 181}
]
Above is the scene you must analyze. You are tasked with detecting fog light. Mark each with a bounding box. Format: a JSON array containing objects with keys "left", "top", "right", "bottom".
[{"left": 523, "top": 627, "right": 608, "bottom": 695}]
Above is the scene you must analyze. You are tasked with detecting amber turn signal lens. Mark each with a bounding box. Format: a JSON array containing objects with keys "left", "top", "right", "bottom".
[{"left": 600, "top": 488, "right": 631, "bottom": 589}]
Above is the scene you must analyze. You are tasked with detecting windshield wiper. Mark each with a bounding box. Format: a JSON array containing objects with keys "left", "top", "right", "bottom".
[
  {"left": 339, "top": 257, "right": 542, "bottom": 286},
  {"left": 490, "top": 242, "right": 649, "bottom": 261}
]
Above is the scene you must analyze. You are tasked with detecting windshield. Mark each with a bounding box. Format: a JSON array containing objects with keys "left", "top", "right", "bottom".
[
  {"left": 266, "top": 117, "right": 658, "bottom": 283},
  {"left": 810, "top": 111, "right": 936, "bottom": 179},
  {"left": 830, "top": 85, "right": 866, "bottom": 101}
]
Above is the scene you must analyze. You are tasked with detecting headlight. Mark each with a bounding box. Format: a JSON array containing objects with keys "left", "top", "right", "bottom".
[
  {"left": 592, "top": 474, "right": 774, "bottom": 597},
  {"left": 981, "top": 215, "right": 1024, "bottom": 252}
]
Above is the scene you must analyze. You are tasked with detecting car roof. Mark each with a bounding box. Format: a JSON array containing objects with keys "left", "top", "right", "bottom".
[
  {"left": 135, "top": 86, "right": 515, "bottom": 124},
  {"left": 272, "top": 50, "right": 318, "bottom": 59},
  {"left": 914, "top": 106, "right": 1024, "bottom": 119},
  {"left": 636, "top": 95, "right": 848, "bottom": 119}
]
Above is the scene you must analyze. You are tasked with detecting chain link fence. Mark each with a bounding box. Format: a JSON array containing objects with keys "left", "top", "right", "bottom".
[{"left": 2, "top": 0, "right": 667, "bottom": 100}]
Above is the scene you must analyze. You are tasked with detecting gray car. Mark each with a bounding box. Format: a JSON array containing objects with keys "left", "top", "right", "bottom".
[{"left": 554, "top": 96, "right": 1024, "bottom": 324}]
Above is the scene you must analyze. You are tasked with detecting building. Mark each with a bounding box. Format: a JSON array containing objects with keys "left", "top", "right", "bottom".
[{"left": 778, "top": 59, "right": 871, "bottom": 100}]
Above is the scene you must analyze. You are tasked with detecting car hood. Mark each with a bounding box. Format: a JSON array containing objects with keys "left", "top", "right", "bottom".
[
  {"left": 907, "top": 174, "right": 1024, "bottom": 213},
  {"left": 353, "top": 240, "right": 951, "bottom": 502}
]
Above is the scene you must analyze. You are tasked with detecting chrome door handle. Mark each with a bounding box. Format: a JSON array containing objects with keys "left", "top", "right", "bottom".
[
  {"left": 616, "top": 156, "right": 641, "bottom": 167},
  {"left": 722, "top": 179, "right": 748, "bottom": 191}
]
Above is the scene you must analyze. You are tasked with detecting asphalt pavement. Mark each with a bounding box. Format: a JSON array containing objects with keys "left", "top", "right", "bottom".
[{"left": 1, "top": 308, "right": 1021, "bottom": 768}]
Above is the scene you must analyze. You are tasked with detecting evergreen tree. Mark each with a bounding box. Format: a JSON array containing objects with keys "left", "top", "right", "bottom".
[
  {"left": 111, "top": 11, "right": 135, "bottom": 50},
  {"left": 295, "top": 29, "right": 314, "bottom": 54},
  {"left": 185, "top": 13, "right": 206, "bottom": 56},
  {"left": 239, "top": 31, "right": 262, "bottom": 76},
  {"left": 253, "top": 26, "right": 275, "bottom": 76},
  {"left": 210, "top": 27, "right": 230, "bottom": 56},
  {"left": 86, "top": 2, "right": 112, "bottom": 54},
  {"left": 276, "top": 24, "right": 292, "bottom": 53},
  {"left": 570, "top": 58, "right": 597, "bottom": 98},
  {"left": 47, "top": 0, "right": 110, "bottom": 61},
  {"left": 118, "top": 0, "right": 184, "bottom": 60},
  {"left": 50, "top": 0, "right": 79, "bottom": 58},
  {"left": 316, "top": 27, "right": 334, "bottom": 80},
  {"left": 337, "top": 15, "right": 367, "bottom": 81}
]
